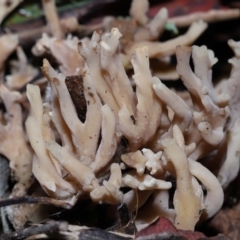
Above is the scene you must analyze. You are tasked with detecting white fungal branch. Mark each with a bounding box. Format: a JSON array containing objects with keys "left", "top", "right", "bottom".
[
  {"left": 123, "top": 171, "right": 171, "bottom": 191},
  {"left": 127, "top": 20, "right": 208, "bottom": 59},
  {"left": 119, "top": 46, "right": 162, "bottom": 150},
  {"left": 100, "top": 28, "right": 136, "bottom": 115},
  {"left": 26, "top": 84, "right": 77, "bottom": 199},
  {"left": 90, "top": 104, "right": 117, "bottom": 174},
  {"left": 78, "top": 31, "right": 120, "bottom": 116},
  {"left": 0, "top": 84, "right": 33, "bottom": 196},
  {"left": 162, "top": 137, "right": 202, "bottom": 231},
  {"left": 176, "top": 45, "right": 229, "bottom": 160},
  {"left": 42, "top": 59, "right": 102, "bottom": 166},
  {"left": 188, "top": 159, "right": 224, "bottom": 219}
]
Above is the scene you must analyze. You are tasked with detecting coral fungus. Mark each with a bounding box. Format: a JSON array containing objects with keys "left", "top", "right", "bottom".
[
  {"left": 24, "top": 27, "right": 240, "bottom": 232},
  {"left": 1, "top": 0, "right": 240, "bottom": 237}
]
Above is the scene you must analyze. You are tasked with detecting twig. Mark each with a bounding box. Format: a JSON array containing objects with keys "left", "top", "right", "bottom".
[
  {"left": 0, "top": 221, "right": 68, "bottom": 240},
  {"left": 12, "top": 0, "right": 112, "bottom": 46},
  {"left": 17, "top": 18, "right": 102, "bottom": 47},
  {"left": 0, "top": 196, "right": 73, "bottom": 209},
  {"left": 169, "top": 9, "right": 240, "bottom": 28}
]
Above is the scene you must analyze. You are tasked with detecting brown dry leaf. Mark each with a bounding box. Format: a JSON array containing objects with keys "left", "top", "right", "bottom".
[
  {"left": 208, "top": 202, "right": 240, "bottom": 240},
  {"left": 135, "top": 217, "right": 206, "bottom": 240}
]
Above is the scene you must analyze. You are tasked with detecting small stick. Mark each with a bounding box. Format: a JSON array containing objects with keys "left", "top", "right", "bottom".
[
  {"left": 17, "top": 19, "right": 102, "bottom": 47},
  {"left": 0, "top": 221, "right": 68, "bottom": 240},
  {"left": 0, "top": 196, "right": 73, "bottom": 209},
  {"left": 169, "top": 9, "right": 240, "bottom": 28}
]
